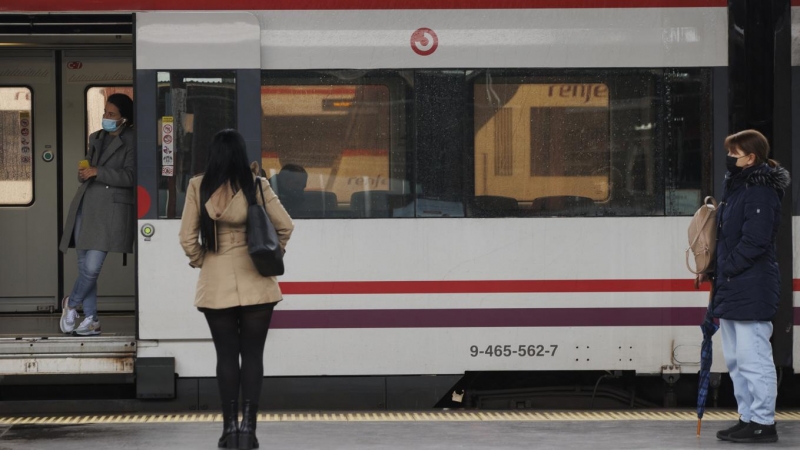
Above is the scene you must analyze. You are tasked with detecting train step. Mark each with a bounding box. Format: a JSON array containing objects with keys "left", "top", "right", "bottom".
[{"left": 0, "top": 336, "right": 136, "bottom": 375}]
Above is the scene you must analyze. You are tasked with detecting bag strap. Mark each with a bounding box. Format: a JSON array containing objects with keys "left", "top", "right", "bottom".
[
  {"left": 255, "top": 177, "right": 267, "bottom": 207},
  {"left": 686, "top": 248, "right": 708, "bottom": 275}
]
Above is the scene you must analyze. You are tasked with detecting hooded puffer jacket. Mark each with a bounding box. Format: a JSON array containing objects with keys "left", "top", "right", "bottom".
[{"left": 711, "top": 163, "right": 791, "bottom": 321}]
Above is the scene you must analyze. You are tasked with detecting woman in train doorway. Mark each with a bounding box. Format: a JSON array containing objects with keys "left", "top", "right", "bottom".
[
  {"left": 179, "top": 129, "right": 293, "bottom": 450},
  {"left": 59, "top": 93, "right": 135, "bottom": 337},
  {"left": 698, "top": 129, "right": 790, "bottom": 443}
]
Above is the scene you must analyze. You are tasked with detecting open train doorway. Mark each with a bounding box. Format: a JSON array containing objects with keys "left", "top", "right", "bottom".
[{"left": 0, "top": 16, "right": 136, "bottom": 375}]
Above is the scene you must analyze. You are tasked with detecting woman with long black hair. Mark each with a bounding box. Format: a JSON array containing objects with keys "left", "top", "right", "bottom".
[{"left": 179, "top": 129, "right": 294, "bottom": 449}]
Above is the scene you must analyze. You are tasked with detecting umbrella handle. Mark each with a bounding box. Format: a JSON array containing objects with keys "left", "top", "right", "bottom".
[{"left": 697, "top": 419, "right": 702, "bottom": 437}]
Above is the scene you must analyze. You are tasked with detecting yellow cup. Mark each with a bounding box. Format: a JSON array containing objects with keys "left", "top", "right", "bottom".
[{"left": 78, "top": 159, "right": 90, "bottom": 169}]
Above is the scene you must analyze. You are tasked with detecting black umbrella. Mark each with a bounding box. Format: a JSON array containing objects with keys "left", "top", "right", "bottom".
[{"left": 697, "top": 287, "right": 718, "bottom": 437}]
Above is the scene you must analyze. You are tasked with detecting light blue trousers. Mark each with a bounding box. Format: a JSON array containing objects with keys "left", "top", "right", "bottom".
[
  {"left": 68, "top": 206, "right": 107, "bottom": 320},
  {"left": 719, "top": 319, "right": 777, "bottom": 425}
]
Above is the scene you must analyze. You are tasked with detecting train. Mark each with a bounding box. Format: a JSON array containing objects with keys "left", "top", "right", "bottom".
[{"left": 0, "top": 0, "right": 797, "bottom": 411}]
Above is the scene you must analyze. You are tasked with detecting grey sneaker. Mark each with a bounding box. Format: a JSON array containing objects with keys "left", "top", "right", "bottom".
[
  {"left": 74, "top": 316, "right": 101, "bottom": 336},
  {"left": 60, "top": 296, "right": 79, "bottom": 334}
]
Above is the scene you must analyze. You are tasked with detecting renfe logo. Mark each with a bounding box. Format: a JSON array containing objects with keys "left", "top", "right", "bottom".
[
  {"left": 410, "top": 28, "right": 438, "bottom": 56},
  {"left": 67, "top": 61, "right": 83, "bottom": 70}
]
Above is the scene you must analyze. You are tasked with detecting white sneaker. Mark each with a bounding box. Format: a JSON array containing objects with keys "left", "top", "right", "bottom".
[
  {"left": 75, "top": 316, "right": 101, "bottom": 336},
  {"left": 60, "top": 296, "right": 79, "bottom": 334}
]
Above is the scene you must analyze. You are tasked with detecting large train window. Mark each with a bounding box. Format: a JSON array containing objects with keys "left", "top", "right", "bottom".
[
  {"left": 156, "top": 71, "right": 236, "bottom": 218},
  {"left": 469, "top": 70, "right": 712, "bottom": 217},
  {"left": 260, "top": 71, "right": 411, "bottom": 218},
  {"left": 0, "top": 87, "right": 33, "bottom": 206}
]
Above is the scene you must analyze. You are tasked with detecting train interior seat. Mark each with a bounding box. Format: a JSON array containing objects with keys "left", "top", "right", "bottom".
[
  {"left": 300, "top": 190, "right": 338, "bottom": 217},
  {"left": 350, "top": 190, "right": 413, "bottom": 218},
  {"left": 528, "top": 195, "right": 598, "bottom": 216},
  {"left": 470, "top": 195, "right": 519, "bottom": 218}
]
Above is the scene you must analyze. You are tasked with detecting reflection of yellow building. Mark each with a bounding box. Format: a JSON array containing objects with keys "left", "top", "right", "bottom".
[{"left": 474, "top": 83, "right": 610, "bottom": 202}]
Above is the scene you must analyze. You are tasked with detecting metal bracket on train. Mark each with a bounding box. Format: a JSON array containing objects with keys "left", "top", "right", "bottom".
[{"left": 661, "top": 365, "right": 681, "bottom": 408}]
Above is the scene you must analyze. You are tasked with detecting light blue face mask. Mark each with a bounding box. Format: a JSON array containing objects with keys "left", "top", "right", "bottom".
[{"left": 102, "top": 118, "right": 123, "bottom": 132}]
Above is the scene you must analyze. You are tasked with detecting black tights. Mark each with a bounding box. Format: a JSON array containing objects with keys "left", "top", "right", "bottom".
[{"left": 202, "top": 303, "right": 276, "bottom": 406}]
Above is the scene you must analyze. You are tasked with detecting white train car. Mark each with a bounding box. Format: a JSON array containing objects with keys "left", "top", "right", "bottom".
[{"left": 0, "top": 0, "right": 796, "bottom": 410}]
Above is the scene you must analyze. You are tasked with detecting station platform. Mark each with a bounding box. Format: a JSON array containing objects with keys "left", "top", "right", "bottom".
[{"left": 1, "top": 411, "right": 799, "bottom": 449}]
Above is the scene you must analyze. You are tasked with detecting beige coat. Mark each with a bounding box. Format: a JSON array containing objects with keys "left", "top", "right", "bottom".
[{"left": 179, "top": 171, "right": 294, "bottom": 309}]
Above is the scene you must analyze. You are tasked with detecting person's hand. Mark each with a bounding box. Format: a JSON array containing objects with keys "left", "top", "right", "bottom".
[
  {"left": 79, "top": 167, "right": 98, "bottom": 181},
  {"left": 694, "top": 273, "right": 709, "bottom": 290}
]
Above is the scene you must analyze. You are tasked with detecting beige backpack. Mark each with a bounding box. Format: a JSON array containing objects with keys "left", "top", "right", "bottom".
[{"left": 686, "top": 196, "right": 718, "bottom": 274}]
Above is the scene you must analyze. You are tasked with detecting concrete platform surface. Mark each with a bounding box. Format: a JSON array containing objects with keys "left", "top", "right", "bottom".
[{"left": 1, "top": 420, "right": 798, "bottom": 449}]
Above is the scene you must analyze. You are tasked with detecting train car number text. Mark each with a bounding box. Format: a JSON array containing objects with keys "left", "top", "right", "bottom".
[{"left": 470, "top": 345, "right": 558, "bottom": 357}]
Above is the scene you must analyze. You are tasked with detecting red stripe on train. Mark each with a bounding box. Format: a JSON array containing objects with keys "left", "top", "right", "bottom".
[
  {"left": 280, "top": 279, "right": 714, "bottom": 295},
  {"left": 3, "top": 0, "right": 729, "bottom": 12},
  {"left": 281, "top": 279, "right": 800, "bottom": 295}
]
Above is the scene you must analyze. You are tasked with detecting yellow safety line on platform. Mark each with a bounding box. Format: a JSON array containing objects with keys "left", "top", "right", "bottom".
[{"left": 2, "top": 411, "right": 800, "bottom": 425}]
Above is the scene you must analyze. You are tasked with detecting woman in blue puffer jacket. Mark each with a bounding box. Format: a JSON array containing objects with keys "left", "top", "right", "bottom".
[{"left": 700, "top": 130, "right": 790, "bottom": 444}]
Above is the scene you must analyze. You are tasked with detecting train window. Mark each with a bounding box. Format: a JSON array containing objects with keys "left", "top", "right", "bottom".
[
  {"left": 0, "top": 87, "right": 33, "bottom": 206},
  {"left": 85, "top": 86, "right": 134, "bottom": 147},
  {"left": 663, "top": 70, "right": 713, "bottom": 215},
  {"left": 156, "top": 71, "right": 237, "bottom": 219},
  {"left": 470, "top": 70, "right": 712, "bottom": 217},
  {"left": 260, "top": 71, "right": 412, "bottom": 219}
]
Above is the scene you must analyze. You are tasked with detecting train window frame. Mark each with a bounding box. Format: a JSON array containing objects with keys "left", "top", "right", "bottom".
[
  {"left": 259, "top": 70, "right": 413, "bottom": 219},
  {"left": 0, "top": 85, "right": 35, "bottom": 207},
  {"left": 465, "top": 68, "right": 712, "bottom": 218}
]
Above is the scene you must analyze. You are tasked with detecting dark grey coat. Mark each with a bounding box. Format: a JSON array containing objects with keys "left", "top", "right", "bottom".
[{"left": 59, "top": 127, "right": 136, "bottom": 254}]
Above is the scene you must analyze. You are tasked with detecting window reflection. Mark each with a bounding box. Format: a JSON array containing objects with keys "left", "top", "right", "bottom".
[
  {"left": 471, "top": 70, "right": 711, "bottom": 217},
  {"left": 261, "top": 74, "right": 411, "bottom": 218}
]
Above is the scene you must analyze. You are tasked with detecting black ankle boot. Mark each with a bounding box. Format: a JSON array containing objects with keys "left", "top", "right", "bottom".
[
  {"left": 238, "top": 400, "right": 259, "bottom": 450},
  {"left": 218, "top": 400, "right": 239, "bottom": 449}
]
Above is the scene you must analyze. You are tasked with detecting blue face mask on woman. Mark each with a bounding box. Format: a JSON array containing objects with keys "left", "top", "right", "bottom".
[{"left": 102, "top": 118, "right": 124, "bottom": 132}]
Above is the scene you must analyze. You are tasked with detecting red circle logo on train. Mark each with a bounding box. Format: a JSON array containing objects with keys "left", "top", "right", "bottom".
[{"left": 410, "top": 28, "right": 438, "bottom": 56}]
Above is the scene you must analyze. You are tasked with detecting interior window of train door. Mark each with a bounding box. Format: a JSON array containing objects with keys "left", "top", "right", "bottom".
[
  {"left": 85, "top": 85, "right": 134, "bottom": 147},
  {"left": 156, "top": 71, "right": 237, "bottom": 219},
  {"left": 0, "top": 87, "right": 34, "bottom": 206}
]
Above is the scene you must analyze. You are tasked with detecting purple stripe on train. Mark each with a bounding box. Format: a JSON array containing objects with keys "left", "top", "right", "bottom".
[{"left": 269, "top": 307, "right": 720, "bottom": 329}]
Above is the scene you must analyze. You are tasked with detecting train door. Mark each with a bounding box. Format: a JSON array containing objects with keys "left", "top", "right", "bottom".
[
  {"left": 0, "top": 49, "right": 135, "bottom": 337},
  {"left": 0, "top": 51, "right": 57, "bottom": 314}
]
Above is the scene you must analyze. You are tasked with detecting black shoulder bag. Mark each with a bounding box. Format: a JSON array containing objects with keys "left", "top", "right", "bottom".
[{"left": 247, "top": 178, "right": 285, "bottom": 277}]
